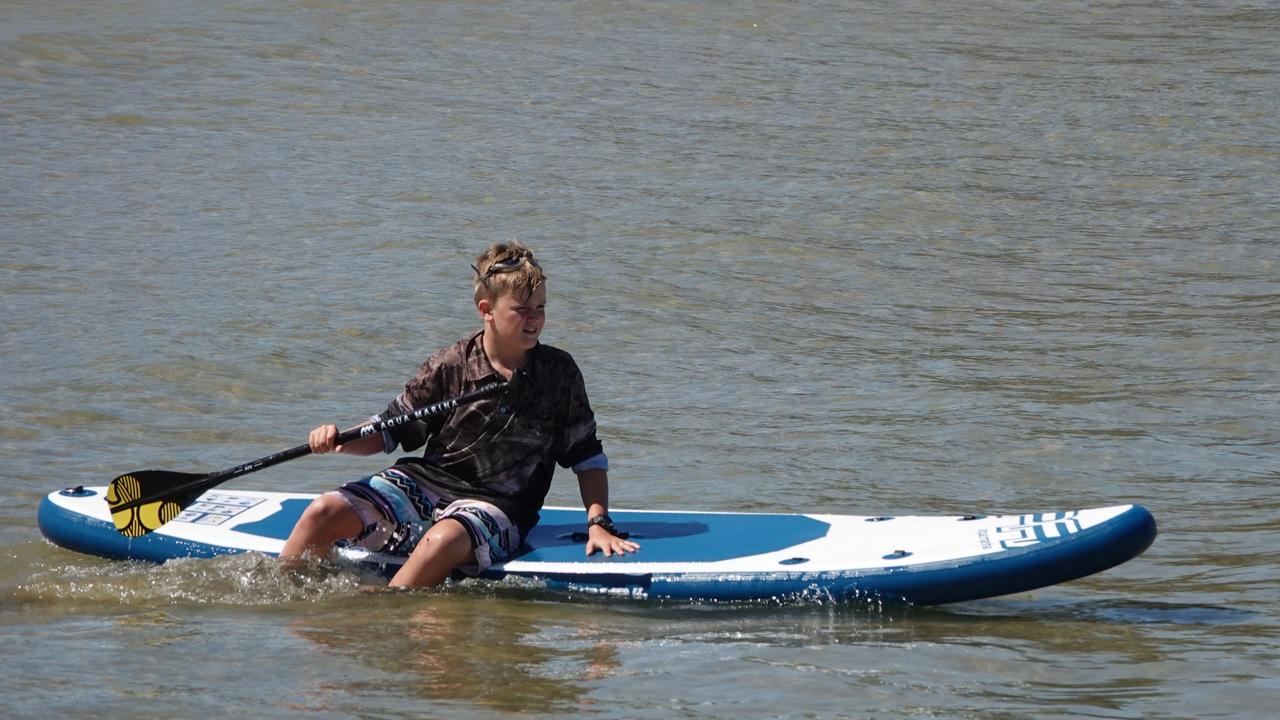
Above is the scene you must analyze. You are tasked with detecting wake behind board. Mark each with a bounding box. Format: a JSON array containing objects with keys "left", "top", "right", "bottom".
[{"left": 38, "top": 486, "right": 1156, "bottom": 605}]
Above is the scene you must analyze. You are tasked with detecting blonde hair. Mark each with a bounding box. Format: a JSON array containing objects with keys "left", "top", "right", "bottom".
[{"left": 471, "top": 240, "right": 546, "bottom": 305}]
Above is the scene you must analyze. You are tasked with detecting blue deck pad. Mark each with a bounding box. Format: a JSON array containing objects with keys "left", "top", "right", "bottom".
[
  {"left": 518, "top": 509, "right": 832, "bottom": 563},
  {"left": 230, "top": 504, "right": 833, "bottom": 564},
  {"left": 229, "top": 504, "right": 832, "bottom": 564},
  {"left": 233, "top": 499, "right": 313, "bottom": 541}
]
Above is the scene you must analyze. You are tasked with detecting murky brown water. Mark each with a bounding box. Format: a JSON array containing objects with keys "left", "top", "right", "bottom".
[{"left": 3, "top": 1, "right": 1276, "bottom": 717}]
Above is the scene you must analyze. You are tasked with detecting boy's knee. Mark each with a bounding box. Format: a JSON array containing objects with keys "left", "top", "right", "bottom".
[
  {"left": 282, "top": 493, "right": 363, "bottom": 559},
  {"left": 424, "top": 518, "right": 475, "bottom": 560},
  {"left": 300, "top": 493, "right": 358, "bottom": 529}
]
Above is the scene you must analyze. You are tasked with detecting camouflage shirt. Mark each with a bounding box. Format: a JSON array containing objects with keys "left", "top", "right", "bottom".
[{"left": 376, "top": 330, "right": 605, "bottom": 536}]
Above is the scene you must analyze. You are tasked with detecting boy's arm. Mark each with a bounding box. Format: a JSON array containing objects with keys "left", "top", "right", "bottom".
[{"left": 576, "top": 468, "right": 640, "bottom": 557}]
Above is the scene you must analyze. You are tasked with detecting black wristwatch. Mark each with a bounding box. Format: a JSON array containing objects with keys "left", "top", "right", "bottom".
[{"left": 587, "top": 513, "right": 616, "bottom": 534}]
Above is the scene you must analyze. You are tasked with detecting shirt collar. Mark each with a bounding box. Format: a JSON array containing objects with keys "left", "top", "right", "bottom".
[{"left": 463, "top": 329, "right": 540, "bottom": 382}]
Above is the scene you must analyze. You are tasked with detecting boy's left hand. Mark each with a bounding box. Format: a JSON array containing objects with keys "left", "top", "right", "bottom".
[{"left": 586, "top": 526, "right": 640, "bottom": 557}]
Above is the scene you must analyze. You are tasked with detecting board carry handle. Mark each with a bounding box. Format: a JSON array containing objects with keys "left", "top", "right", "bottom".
[{"left": 105, "top": 381, "right": 509, "bottom": 537}]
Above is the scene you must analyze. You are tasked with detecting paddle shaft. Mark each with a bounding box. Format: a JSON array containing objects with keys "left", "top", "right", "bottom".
[{"left": 115, "top": 381, "right": 508, "bottom": 511}]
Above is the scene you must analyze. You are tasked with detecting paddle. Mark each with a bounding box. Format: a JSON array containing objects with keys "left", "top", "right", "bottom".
[{"left": 105, "top": 381, "right": 509, "bottom": 537}]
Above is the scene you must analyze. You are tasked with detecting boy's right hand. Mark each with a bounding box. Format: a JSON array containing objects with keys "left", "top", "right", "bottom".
[{"left": 308, "top": 423, "right": 341, "bottom": 454}]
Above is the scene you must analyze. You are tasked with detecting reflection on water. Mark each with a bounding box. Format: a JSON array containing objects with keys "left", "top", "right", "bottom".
[
  {"left": 2, "top": 544, "right": 1275, "bottom": 719},
  {"left": 289, "top": 596, "right": 621, "bottom": 713}
]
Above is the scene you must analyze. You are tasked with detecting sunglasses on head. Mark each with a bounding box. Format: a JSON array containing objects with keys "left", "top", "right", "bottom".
[{"left": 471, "top": 255, "right": 542, "bottom": 284}]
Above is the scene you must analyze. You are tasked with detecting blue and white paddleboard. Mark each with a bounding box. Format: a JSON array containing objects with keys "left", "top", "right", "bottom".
[{"left": 38, "top": 486, "right": 1156, "bottom": 605}]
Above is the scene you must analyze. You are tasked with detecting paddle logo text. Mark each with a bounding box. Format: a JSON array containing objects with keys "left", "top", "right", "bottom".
[{"left": 978, "top": 512, "right": 1084, "bottom": 550}]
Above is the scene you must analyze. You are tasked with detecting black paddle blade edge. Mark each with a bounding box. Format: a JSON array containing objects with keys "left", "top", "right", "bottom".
[{"left": 106, "top": 470, "right": 209, "bottom": 537}]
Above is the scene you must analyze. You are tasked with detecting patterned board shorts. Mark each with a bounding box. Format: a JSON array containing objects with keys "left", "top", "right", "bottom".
[{"left": 329, "top": 467, "right": 521, "bottom": 575}]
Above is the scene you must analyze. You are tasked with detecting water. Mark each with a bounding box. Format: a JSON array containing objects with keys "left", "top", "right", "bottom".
[{"left": 2, "top": 1, "right": 1277, "bottom": 717}]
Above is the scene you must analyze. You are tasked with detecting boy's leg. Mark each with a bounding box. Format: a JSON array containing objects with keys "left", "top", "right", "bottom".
[
  {"left": 389, "top": 517, "right": 474, "bottom": 589},
  {"left": 280, "top": 493, "right": 365, "bottom": 560}
]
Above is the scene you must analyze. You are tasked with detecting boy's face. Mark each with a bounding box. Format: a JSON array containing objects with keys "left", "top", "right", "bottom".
[{"left": 480, "top": 283, "right": 546, "bottom": 352}]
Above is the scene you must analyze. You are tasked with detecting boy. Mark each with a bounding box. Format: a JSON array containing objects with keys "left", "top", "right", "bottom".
[{"left": 280, "top": 241, "right": 638, "bottom": 588}]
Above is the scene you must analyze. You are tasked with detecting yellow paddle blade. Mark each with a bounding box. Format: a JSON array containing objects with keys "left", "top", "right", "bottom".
[{"left": 106, "top": 471, "right": 198, "bottom": 537}]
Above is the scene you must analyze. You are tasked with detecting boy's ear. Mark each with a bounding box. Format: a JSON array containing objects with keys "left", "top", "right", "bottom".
[{"left": 477, "top": 297, "right": 493, "bottom": 319}]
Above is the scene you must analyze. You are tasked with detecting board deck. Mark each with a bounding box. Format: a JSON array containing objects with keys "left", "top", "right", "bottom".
[{"left": 38, "top": 486, "right": 1156, "bottom": 605}]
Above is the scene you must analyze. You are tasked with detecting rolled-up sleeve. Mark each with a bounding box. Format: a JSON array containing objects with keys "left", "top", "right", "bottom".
[{"left": 571, "top": 452, "right": 609, "bottom": 473}]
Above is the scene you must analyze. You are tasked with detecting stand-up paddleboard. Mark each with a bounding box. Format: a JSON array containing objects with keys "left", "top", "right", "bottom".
[{"left": 38, "top": 485, "right": 1155, "bottom": 605}]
